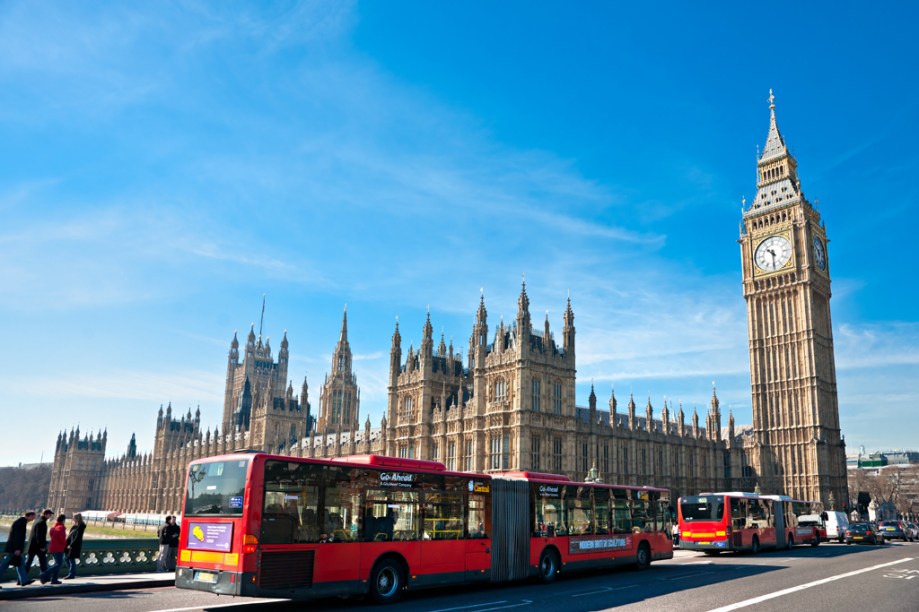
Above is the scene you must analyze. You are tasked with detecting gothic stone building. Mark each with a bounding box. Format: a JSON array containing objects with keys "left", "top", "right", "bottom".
[
  {"left": 380, "top": 287, "right": 736, "bottom": 502},
  {"left": 48, "top": 92, "right": 846, "bottom": 516},
  {"left": 48, "top": 289, "right": 735, "bottom": 515}
]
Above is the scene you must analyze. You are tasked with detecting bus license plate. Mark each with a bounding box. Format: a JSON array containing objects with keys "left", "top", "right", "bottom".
[{"left": 195, "top": 571, "right": 217, "bottom": 584}]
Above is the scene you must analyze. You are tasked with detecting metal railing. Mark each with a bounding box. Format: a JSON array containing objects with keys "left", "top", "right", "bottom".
[{"left": 1, "top": 538, "right": 162, "bottom": 580}]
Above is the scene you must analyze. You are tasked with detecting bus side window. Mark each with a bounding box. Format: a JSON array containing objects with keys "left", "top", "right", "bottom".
[
  {"left": 467, "top": 494, "right": 489, "bottom": 539},
  {"left": 612, "top": 491, "right": 630, "bottom": 534},
  {"left": 731, "top": 498, "right": 746, "bottom": 530}
]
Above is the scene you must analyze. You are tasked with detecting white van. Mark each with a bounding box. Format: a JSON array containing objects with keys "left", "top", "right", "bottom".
[
  {"left": 823, "top": 511, "right": 850, "bottom": 542},
  {"left": 800, "top": 511, "right": 849, "bottom": 542}
]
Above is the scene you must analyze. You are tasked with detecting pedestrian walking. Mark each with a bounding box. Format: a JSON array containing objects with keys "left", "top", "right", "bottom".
[
  {"left": 165, "top": 515, "right": 181, "bottom": 571},
  {"left": 2, "top": 510, "right": 35, "bottom": 588},
  {"left": 64, "top": 512, "right": 86, "bottom": 579},
  {"left": 40, "top": 514, "right": 66, "bottom": 584},
  {"left": 23, "top": 509, "right": 53, "bottom": 583},
  {"left": 156, "top": 516, "right": 171, "bottom": 572}
]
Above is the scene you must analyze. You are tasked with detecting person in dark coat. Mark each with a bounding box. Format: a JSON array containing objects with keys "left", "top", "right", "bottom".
[
  {"left": 2, "top": 510, "right": 35, "bottom": 587},
  {"left": 63, "top": 513, "right": 86, "bottom": 579},
  {"left": 156, "top": 516, "right": 173, "bottom": 572},
  {"left": 164, "top": 516, "right": 181, "bottom": 571},
  {"left": 23, "top": 509, "right": 53, "bottom": 583}
]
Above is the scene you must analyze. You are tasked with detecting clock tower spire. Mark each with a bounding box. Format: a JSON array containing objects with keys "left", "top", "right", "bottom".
[{"left": 739, "top": 91, "right": 847, "bottom": 508}]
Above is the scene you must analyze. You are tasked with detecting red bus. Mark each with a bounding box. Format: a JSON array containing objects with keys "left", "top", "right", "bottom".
[
  {"left": 763, "top": 495, "right": 823, "bottom": 548},
  {"left": 176, "top": 453, "right": 672, "bottom": 603},
  {"left": 678, "top": 492, "right": 777, "bottom": 554},
  {"left": 678, "top": 492, "right": 825, "bottom": 554},
  {"left": 500, "top": 471, "right": 672, "bottom": 581}
]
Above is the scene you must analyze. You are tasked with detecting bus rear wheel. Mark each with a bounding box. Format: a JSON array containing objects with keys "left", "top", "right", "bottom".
[
  {"left": 369, "top": 559, "right": 404, "bottom": 605},
  {"left": 635, "top": 542, "right": 652, "bottom": 570},
  {"left": 538, "top": 549, "right": 560, "bottom": 583}
]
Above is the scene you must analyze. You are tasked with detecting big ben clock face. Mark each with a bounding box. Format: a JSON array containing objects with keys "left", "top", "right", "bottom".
[
  {"left": 754, "top": 235, "right": 792, "bottom": 272},
  {"left": 813, "top": 236, "right": 827, "bottom": 271}
]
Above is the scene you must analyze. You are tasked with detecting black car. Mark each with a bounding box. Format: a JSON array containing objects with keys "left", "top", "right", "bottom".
[
  {"left": 877, "top": 520, "right": 912, "bottom": 542},
  {"left": 843, "top": 522, "right": 886, "bottom": 545}
]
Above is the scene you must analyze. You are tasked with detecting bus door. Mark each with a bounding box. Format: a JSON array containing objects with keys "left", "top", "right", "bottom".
[
  {"left": 773, "top": 499, "right": 788, "bottom": 547},
  {"left": 421, "top": 488, "right": 465, "bottom": 576},
  {"left": 464, "top": 487, "right": 491, "bottom": 575},
  {"left": 314, "top": 465, "right": 361, "bottom": 583},
  {"left": 751, "top": 498, "right": 777, "bottom": 547}
]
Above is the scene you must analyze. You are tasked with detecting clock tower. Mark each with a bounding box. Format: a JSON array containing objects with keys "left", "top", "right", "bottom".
[{"left": 740, "top": 91, "right": 847, "bottom": 507}]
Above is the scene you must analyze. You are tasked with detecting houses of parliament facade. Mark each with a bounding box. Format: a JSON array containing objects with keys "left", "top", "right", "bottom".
[{"left": 47, "top": 94, "right": 849, "bottom": 516}]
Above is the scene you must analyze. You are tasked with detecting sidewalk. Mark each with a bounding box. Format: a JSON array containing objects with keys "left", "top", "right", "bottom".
[{"left": 0, "top": 572, "right": 174, "bottom": 600}]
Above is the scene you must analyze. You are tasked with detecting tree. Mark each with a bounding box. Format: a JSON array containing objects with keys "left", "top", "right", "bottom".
[{"left": 0, "top": 464, "right": 52, "bottom": 512}]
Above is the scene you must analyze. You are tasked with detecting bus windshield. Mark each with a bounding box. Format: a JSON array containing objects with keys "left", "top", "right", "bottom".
[
  {"left": 184, "top": 458, "right": 250, "bottom": 516},
  {"left": 680, "top": 496, "right": 724, "bottom": 522}
]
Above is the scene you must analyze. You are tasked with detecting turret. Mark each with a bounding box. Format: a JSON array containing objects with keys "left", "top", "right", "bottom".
[
  {"left": 421, "top": 309, "right": 434, "bottom": 360},
  {"left": 588, "top": 384, "right": 597, "bottom": 426},
  {"left": 627, "top": 393, "right": 636, "bottom": 431},
  {"left": 709, "top": 383, "right": 722, "bottom": 441},
  {"left": 727, "top": 410, "right": 735, "bottom": 447},
  {"left": 562, "top": 295, "right": 575, "bottom": 356},
  {"left": 608, "top": 386, "right": 618, "bottom": 427},
  {"left": 229, "top": 331, "right": 240, "bottom": 364},
  {"left": 390, "top": 319, "right": 402, "bottom": 379},
  {"left": 278, "top": 330, "right": 289, "bottom": 383},
  {"left": 516, "top": 277, "right": 531, "bottom": 352},
  {"left": 645, "top": 397, "right": 653, "bottom": 431}
]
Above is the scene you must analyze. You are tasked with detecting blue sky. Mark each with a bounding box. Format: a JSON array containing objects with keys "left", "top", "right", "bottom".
[{"left": 1, "top": 1, "right": 917, "bottom": 467}]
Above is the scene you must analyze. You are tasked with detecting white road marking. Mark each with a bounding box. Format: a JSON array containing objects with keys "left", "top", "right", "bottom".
[
  {"left": 708, "top": 557, "right": 914, "bottom": 611},
  {"left": 668, "top": 571, "right": 705, "bottom": 581},
  {"left": 431, "top": 603, "right": 508, "bottom": 612},
  {"left": 572, "top": 587, "right": 612, "bottom": 597},
  {"left": 476, "top": 600, "right": 532, "bottom": 612},
  {"left": 150, "top": 600, "right": 288, "bottom": 612}
]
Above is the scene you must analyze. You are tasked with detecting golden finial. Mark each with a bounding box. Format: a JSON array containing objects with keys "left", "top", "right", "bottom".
[{"left": 769, "top": 88, "right": 775, "bottom": 111}]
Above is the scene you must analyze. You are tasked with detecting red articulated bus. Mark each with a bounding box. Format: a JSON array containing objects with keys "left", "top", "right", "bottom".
[
  {"left": 678, "top": 492, "right": 822, "bottom": 554},
  {"left": 499, "top": 471, "right": 673, "bottom": 581},
  {"left": 763, "top": 495, "right": 823, "bottom": 548},
  {"left": 175, "top": 453, "right": 673, "bottom": 603}
]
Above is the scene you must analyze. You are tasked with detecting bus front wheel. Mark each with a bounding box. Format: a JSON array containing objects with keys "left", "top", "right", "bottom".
[
  {"left": 538, "top": 549, "right": 560, "bottom": 583},
  {"left": 635, "top": 542, "right": 652, "bottom": 570},
  {"left": 369, "top": 559, "right": 404, "bottom": 605}
]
